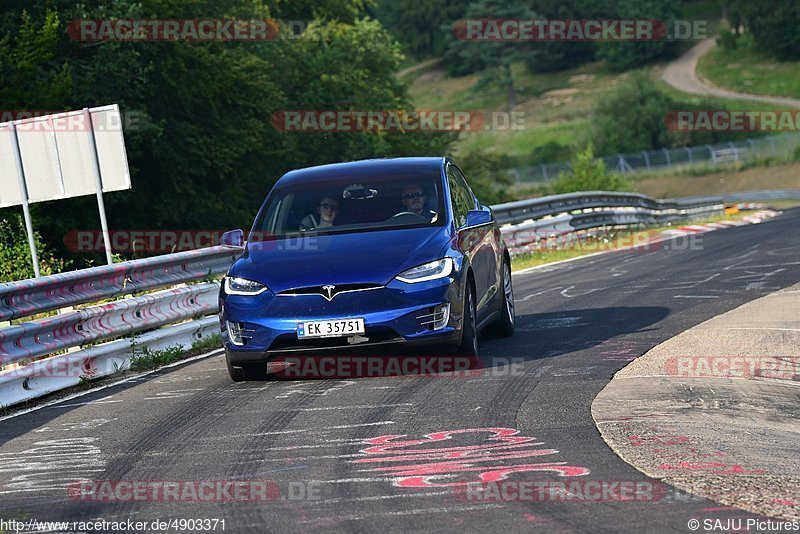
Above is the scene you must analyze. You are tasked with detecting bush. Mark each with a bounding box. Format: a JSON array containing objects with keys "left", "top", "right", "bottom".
[
  {"left": 592, "top": 71, "right": 676, "bottom": 155},
  {"left": 0, "top": 214, "right": 70, "bottom": 283},
  {"left": 552, "top": 144, "right": 631, "bottom": 194},
  {"left": 716, "top": 28, "right": 739, "bottom": 50}
]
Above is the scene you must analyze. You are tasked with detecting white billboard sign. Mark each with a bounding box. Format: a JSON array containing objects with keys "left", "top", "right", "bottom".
[{"left": 0, "top": 104, "right": 131, "bottom": 208}]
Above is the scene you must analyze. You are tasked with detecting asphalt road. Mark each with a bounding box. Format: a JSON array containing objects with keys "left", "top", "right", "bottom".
[{"left": 1, "top": 209, "right": 799, "bottom": 533}]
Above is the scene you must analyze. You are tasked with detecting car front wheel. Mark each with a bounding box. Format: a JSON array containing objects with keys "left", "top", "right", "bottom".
[{"left": 456, "top": 284, "right": 478, "bottom": 356}]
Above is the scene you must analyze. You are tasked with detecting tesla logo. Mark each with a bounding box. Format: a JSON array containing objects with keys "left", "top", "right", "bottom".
[{"left": 322, "top": 285, "right": 336, "bottom": 300}]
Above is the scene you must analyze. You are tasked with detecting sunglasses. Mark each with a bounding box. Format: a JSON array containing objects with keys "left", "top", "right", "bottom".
[
  {"left": 403, "top": 191, "right": 425, "bottom": 200},
  {"left": 319, "top": 203, "right": 339, "bottom": 211}
]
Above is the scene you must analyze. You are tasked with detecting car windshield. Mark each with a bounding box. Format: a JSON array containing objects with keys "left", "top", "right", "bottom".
[{"left": 251, "top": 170, "right": 445, "bottom": 240}]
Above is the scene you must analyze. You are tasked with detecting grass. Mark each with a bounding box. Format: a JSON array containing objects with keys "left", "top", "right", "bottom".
[
  {"left": 509, "top": 210, "right": 764, "bottom": 272},
  {"left": 632, "top": 160, "right": 800, "bottom": 198},
  {"left": 126, "top": 333, "right": 222, "bottom": 373},
  {"left": 696, "top": 37, "right": 800, "bottom": 100},
  {"left": 192, "top": 333, "right": 223, "bottom": 351},
  {"left": 405, "top": 60, "right": 625, "bottom": 165},
  {"left": 128, "top": 344, "right": 187, "bottom": 372}
]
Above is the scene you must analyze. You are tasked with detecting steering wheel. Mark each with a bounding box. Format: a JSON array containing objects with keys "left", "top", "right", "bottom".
[{"left": 389, "top": 211, "right": 428, "bottom": 222}]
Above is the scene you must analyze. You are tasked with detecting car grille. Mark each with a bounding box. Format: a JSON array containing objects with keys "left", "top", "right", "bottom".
[{"left": 277, "top": 283, "right": 383, "bottom": 299}]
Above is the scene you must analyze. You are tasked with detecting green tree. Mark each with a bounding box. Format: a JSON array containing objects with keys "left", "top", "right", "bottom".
[
  {"left": 725, "top": 0, "right": 800, "bottom": 60},
  {"left": 592, "top": 71, "right": 675, "bottom": 154},
  {"left": 552, "top": 144, "right": 630, "bottom": 194},
  {"left": 444, "top": 0, "right": 538, "bottom": 112},
  {"left": 375, "top": 0, "right": 466, "bottom": 59},
  {"left": 595, "top": 0, "right": 679, "bottom": 72},
  {"left": 0, "top": 9, "right": 71, "bottom": 110}
]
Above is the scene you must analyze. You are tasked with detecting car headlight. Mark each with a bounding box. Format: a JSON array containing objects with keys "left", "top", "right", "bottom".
[
  {"left": 396, "top": 258, "right": 454, "bottom": 283},
  {"left": 224, "top": 276, "right": 268, "bottom": 296}
]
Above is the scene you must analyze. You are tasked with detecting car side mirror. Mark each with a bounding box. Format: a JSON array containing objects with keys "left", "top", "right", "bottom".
[
  {"left": 465, "top": 210, "right": 492, "bottom": 228},
  {"left": 220, "top": 229, "right": 244, "bottom": 248}
]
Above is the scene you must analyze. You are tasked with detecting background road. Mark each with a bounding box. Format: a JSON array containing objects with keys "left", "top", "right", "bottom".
[
  {"left": 662, "top": 39, "right": 800, "bottom": 108},
  {"left": 1, "top": 209, "right": 799, "bottom": 533}
]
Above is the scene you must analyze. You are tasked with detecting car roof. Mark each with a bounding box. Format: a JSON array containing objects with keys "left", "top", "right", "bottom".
[{"left": 277, "top": 157, "right": 449, "bottom": 186}]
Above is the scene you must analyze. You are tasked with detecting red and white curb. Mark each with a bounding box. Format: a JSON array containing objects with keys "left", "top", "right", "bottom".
[{"left": 661, "top": 210, "right": 780, "bottom": 238}]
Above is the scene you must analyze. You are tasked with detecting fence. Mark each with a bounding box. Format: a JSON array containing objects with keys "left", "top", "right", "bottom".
[
  {"left": 508, "top": 133, "right": 800, "bottom": 184},
  {"left": 1, "top": 189, "right": 799, "bottom": 408}
]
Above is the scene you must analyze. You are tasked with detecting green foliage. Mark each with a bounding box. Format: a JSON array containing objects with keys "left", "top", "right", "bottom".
[
  {"left": 595, "top": 0, "right": 679, "bottom": 72},
  {"left": 0, "top": 2, "right": 456, "bottom": 267},
  {"left": 375, "top": 0, "right": 466, "bottom": 59},
  {"left": 456, "top": 150, "right": 514, "bottom": 205},
  {"left": 0, "top": 215, "right": 70, "bottom": 283},
  {"left": 129, "top": 343, "right": 186, "bottom": 372},
  {"left": 724, "top": 0, "right": 800, "bottom": 60},
  {"left": 0, "top": 9, "right": 71, "bottom": 109},
  {"left": 529, "top": 141, "right": 571, "bottom": 164},
  {"left": 444, "top": 0, "right": 538, "bottom": 111},
  {"left": 552, "top": 144, "right": 630, "bottom": 194},
  {"left": 592, "top": 72, "right": 675, "bottom": 154},
  {"left": 523, "top": 0, "right": 603, "bottom": 73},
  {"left": 191, "top": 333, "right": 223, "bottom": 351},
  {"left": 269, "top": 0, "right": 374, "bottom": 22},
  {"left": 716, "top": 27, "right": 739, "bottom": 50}
]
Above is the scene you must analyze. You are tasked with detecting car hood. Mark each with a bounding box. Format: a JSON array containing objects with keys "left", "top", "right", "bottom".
[{"left": 231, "top": 227, "right": 451, "bottom": 293}]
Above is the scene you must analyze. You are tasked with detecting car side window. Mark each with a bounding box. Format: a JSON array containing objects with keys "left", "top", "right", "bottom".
[
  {"left": 450, "top": 165, "right": 477, "bottom": 208},
  {"left": 447, "top": 164, "right": 472, "bottom": 227}
]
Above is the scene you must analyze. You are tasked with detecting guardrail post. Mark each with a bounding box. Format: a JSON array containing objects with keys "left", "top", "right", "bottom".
[
  {"left": 642, "top": 151, "right": 650, "bottom": 170},
  {"left": 84, "top": 108, "right": 114, "bottom": 266},
  {"left": 663, "top": 148, "right": 671, "bottom": 168},
  {"left": 708, "top": 145, "right": 716, "bottom": 166},
  {"left": 684, "top": 146, "right": 692, "bottom": 164},
  {"left": 541, "top": 164, "right": 548, "bottom": 182},
  {"left": 768, "top": 136, "right": 777, "bottom": 156},
  {"left": 8, "top": 122, "right": 41, "bottom": 278}
]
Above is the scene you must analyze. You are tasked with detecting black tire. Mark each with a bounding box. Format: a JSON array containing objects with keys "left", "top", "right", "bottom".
[
  {"left": 486, "top": 259, "right": 515, "bottom": 338},
  {"left": 226, "top": 359, "right": 265, "bottom": 382},
  {"left": 457, "top": 282, "right": 479, "bottom": 357}
]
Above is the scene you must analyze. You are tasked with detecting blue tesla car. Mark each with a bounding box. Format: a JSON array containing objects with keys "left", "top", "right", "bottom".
[{"left": 218, "top": 157, "right": 514, "bottom": 380}]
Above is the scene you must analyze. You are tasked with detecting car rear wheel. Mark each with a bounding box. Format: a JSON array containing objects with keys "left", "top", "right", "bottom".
[
  {"left": 457, "top": 284, "right": 478, "bottom": 357},
  {"left": 486, "top": 259, "right": 515, "bottom": 338}
]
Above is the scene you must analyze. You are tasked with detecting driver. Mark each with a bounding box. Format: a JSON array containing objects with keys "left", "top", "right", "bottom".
[
  {"left": 299, "top": 196, "right": 339, "bottom": 231},
  {"left": 400, "top": 184, "right": 437, "bottom": 222}
]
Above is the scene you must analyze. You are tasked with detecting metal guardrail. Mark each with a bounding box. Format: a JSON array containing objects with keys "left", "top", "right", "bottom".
[
  {"left": 0, "top": 188, "right": 798, "bottom": 408},
  {"left": 0, "top": 246, "right": 239, "bottom": 322}
]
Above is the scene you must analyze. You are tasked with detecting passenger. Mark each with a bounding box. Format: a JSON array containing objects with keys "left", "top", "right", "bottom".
[{"left": 300, "top": 197, "right": 339, "bottom": 231}]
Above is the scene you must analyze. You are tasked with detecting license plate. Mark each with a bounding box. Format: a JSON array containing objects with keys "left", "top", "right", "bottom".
[{"left": 297, "top": 318, "right": 365, "bottom": 339}]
